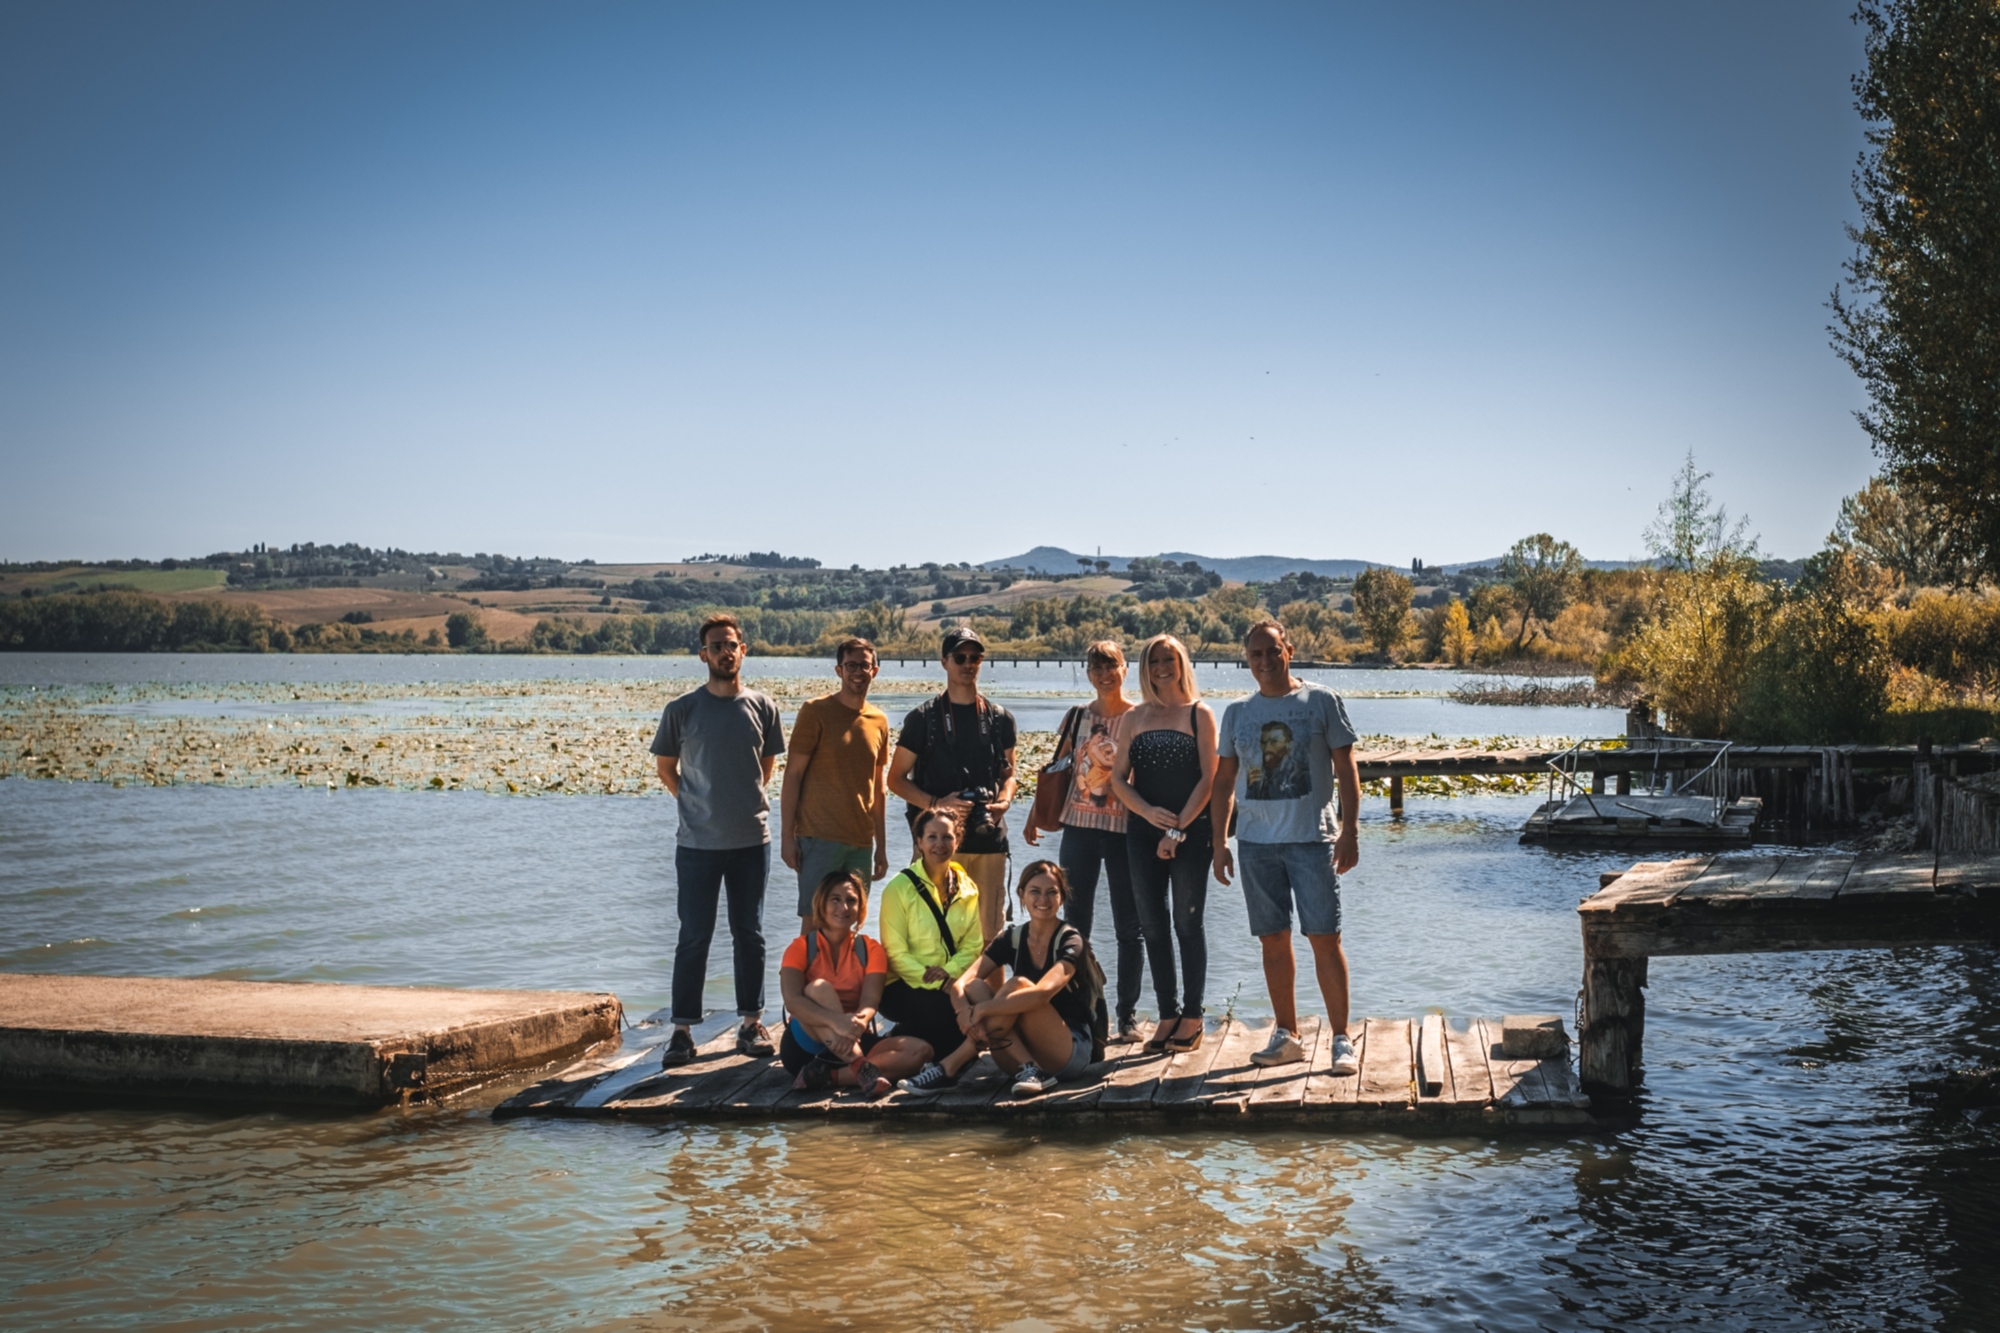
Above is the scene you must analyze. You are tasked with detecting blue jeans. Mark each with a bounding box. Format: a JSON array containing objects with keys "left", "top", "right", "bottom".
[
  {"left": 671, "top": 843, "right": 769, "bottom": 1028},
  {"left": 1058, "top": 823, "right": 1143, "bottom": 1025},
  {"left": 1126, "top": 823, "right": 1210, "bottom": 1018}
]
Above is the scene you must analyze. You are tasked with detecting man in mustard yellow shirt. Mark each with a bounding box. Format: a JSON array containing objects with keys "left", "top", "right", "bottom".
[{"left": 779, "top": 637, "right": 892, "bottom": 937}]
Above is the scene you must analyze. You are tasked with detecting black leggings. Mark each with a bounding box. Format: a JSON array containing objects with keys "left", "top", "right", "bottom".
[
  {"left": 1126, "top": 824, "right": 1209, "bottom": 1018},
  {"left": 1058, "top": 823, "right": 1143, "bottom": 1025},
  {"left": 879, "top": 980, "right": 963, "bottom": 1060}
]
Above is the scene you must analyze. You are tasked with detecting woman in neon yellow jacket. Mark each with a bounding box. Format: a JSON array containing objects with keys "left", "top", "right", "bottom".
[{"left": 877, "top": 806, "right": 984, "bottom": 1094}]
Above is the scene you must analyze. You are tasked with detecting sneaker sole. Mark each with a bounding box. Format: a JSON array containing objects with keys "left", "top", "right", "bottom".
[{"left": 1249, "top": 1052, "right": 1304, "bottom": 1067}]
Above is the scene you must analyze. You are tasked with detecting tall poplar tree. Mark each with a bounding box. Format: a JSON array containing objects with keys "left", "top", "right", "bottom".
[{"left": 1829, "top": 0, "right": 2000, "bottom": 583}]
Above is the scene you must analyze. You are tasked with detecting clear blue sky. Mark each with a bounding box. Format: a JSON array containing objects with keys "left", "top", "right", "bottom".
[{"left": 1, "top": 1, "right": 1874, "bottom": 568}]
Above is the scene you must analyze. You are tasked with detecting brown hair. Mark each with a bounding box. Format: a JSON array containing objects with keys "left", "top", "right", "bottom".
[
  {"left": 809, "top": 870, "right": 869, "bottom": 933},
  {"left": 1084, "top": 639, "right": 1125, "bottom": 668},
  {"left": 1244, "top": 618, "right": 1293, "bottom": 651},
  {"left": 833, "top": 636, "right": 876, "bottom": 668},
  {"left": 912, "top": 805, "right": 963, "bottom": 843},
  {"left": 698, "top": 613, "right": 743, "bottom": 649},
  {"left": 1015, "top": 858, "right": 1068, "bottom": 905}
]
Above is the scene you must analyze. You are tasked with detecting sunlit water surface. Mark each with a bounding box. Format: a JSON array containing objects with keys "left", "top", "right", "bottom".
[{"left": 2, "top": 658, "right": 1997, "bottom": 1330}]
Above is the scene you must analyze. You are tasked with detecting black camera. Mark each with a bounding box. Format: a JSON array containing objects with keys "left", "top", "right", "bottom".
[{"left": 958, "top": 787, "right": 996, "bottom": 830}]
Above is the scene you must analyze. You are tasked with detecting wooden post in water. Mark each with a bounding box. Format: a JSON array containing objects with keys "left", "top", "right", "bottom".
[
  {"left": 1388, "top": 775, "right": 1404, "bottom": 817},
  {"left": 1579, "top": 954, "right": 1646, "bottom": 1094}
]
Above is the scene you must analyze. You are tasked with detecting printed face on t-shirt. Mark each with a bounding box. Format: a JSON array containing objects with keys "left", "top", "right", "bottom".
[{"left": 1246, "top": 721, "right": 1312, "bottom": 801}]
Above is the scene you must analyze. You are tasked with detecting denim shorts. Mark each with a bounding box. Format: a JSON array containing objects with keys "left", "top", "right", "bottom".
[
  {"left": 1238, "top": 840, "right": 1343, "bottom": 938},
  {"left": 1056, "top": 1025, "right": 1095, "bottom": 1080},
  {"left": 796, "top": 837, "right": 873, "bottom": 917}
]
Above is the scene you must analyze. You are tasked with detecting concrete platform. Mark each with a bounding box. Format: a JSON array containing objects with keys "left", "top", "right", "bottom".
[{"left": 0, "top": 974, "right": 622, "bottom": 1108}]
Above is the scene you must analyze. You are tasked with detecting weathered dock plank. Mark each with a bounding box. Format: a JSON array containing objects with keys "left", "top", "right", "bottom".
[
  {"left": 1, "top": 974, "right": 621, "bottom": 1109},
  {"left": 494, "top": 1012, "right": 1598, "bottom": 1129},
  {"left": 1153, "top": 1018, "right": 1234, "bottom": 1107},
  {"left": 1246, "top": 1015, "right": 1322, "bottom": 1113},
  {"left": 1186, "top": 1017, "right": 1272, "bottom": 1112},
  {"left": 1356, "top": 1018, "right": 1414, "bottom": 1109}
]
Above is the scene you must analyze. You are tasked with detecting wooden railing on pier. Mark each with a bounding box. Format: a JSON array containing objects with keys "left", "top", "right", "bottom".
[{"left": 1575, "top": 851, "right": 2000, "bottom": 1095}]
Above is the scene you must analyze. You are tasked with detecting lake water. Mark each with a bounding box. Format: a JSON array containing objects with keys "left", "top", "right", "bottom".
[
  {"left": 2, "top": 657, "right": 1996, "bottom": 1330},
  {"left": 0, "top": 652, "right": 1611, "bottom": 740}
]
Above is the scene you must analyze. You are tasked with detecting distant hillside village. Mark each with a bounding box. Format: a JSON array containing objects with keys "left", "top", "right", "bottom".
[{"left": 2, "top": 468, "right": 1996, "bottom": 748}]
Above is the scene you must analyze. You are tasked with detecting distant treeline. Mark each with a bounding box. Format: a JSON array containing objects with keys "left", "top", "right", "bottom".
[{"left": 0, "top": 592, "right": 432, "bottom": 654}]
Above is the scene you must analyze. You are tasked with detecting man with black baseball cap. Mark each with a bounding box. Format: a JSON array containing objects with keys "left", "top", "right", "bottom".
[{"left": 886, "top": 625, "right": 1018, "bottom": 943}]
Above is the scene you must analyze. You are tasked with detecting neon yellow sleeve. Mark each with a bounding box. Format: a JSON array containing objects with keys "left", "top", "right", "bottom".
[{"left": 878, "top": 876, "right": 929, "bottom": 988}]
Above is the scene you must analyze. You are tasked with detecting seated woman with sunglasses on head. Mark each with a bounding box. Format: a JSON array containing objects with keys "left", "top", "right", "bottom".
[
  {"left": 947, "top": 860, "right": 1108, "bottom": 1099},
  {"left": 878, "top": 806, "right": 987, "bottom": 1095},
  {"left": 779, "top": 870, "right": 930, "bottom": 1099}
]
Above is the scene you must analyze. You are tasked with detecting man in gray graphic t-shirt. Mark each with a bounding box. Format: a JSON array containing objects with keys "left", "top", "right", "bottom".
[
  {"left": 1211, "top": 618, "right": 1362, "bottom": 1077},
  {"left": 650, "top": 613, "right": 786, "bottom": 1069}
]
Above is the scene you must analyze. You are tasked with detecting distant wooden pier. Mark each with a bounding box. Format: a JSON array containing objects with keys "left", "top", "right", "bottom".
[
  {"left": 1576, "top": 850, "right": 2000, "bottom": 1095},
  {"left": 494, "top": 1013, "right": 1592, "bottom": 1128}
]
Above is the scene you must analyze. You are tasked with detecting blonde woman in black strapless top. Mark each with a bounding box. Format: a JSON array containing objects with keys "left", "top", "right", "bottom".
[{"left": 1109, "top": 634, "right": 1218, "bottom": 1054}]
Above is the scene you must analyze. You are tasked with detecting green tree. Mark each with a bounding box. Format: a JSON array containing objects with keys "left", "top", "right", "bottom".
[
  {"left": 1833, "top": 475, "right": 1973, "bottom": 587},
  {"left": 1642, "top": 452, "right": 1757, "bottom": 572},
  {"left": 1350, "top": 567, "right": 1413, "bottom": 657},
  {"left": 1830, "top": 0, "right": 2000, "bottom": 583},
  {"left": 1499, "top": 533, "right": 1584, "bottom": 647},
  {"left": 445, "top": 611, "right": 487, "bottom": 650}
]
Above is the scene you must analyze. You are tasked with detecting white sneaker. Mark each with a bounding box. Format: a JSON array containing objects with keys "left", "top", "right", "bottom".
[
  {"left": 1251, "top": 1026, "right": 1305, "bottom": 1067},
  {"left": 1010, "top": 1063, "right": 1054, "bottom": 1098},
  {"left": 1327, "top": 1032, "right": 1359, "bottom": 1076}
]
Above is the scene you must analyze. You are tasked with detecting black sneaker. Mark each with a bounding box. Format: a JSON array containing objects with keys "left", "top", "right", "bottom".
[
  {"left": 737, "top": 1020, "right": 776, "bottom": 1058},
  {"left": 896, "top": 1061, "right": 953, "bottom": 1096},
  {"left": 660, "top": 1028, "right": 697, "bottom": 1068}
]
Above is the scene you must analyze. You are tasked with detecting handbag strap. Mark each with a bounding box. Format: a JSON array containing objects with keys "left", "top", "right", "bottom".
[{"left": 1053, "top": 705, "right": 1084, "bottom": 761}]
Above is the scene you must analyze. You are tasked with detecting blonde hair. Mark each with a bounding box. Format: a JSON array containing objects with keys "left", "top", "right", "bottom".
[
  {"left": 810, "top": 871, "right": 869, "bottom": 933},
  {"left": 1138, "top": 634, "right": 1200, "bottom": 706}
]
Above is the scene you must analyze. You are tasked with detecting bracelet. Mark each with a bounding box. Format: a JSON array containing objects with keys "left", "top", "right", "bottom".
[{"left": 1165, "top": 828, "right": 1185, "bottom": 843}]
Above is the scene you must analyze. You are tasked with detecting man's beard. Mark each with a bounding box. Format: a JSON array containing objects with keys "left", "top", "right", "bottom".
[{"left": 709, "top": 661, "right": 740, "bottom": 682}]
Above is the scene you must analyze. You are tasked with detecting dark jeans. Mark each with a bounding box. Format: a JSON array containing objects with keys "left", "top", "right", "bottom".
[
  {"left": 1059, "top": 823, "right": 1143, "bottom": 1025},
  {"left": 1126, "top": 823, "right": 1210, "bottom": 1018},
  {"left": 671, "top": 843, "right": 769, "bottom": 1028}
]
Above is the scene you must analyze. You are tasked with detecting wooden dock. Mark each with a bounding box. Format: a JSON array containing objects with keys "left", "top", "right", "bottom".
[
  {"left": 1576, "top": 851, "right": 2000, "bottom": 1094},
  {"left": 494, "top": 1013, "right": 1593, "bottom": 1128}
]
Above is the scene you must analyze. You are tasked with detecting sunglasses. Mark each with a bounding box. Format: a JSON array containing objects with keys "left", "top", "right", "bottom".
[
  {"left": 950, "top": 652, "right": 984, "bottom": 665},
  {"left": 837, "top": 659, "right": 876, "bottom": 672}
]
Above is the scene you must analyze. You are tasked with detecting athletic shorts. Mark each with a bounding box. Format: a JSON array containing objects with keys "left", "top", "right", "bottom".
[
  {"left": 779, "top": 1018, "right": 884, "bottom": 1073},
  {"left": 796, "top": 837, "right": 873, "bottom": 917}
]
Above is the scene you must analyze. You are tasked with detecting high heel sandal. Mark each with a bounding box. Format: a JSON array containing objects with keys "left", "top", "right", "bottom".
[
  {"left": 1144, "top": 1013, "right": 1179, "bottom": 1054},
  {"left": 1165, "top": 1017, "right": 1204, "bottom": 1054}
]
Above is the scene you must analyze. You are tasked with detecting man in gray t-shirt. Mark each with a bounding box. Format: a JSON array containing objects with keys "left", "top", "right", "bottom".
[
  {"left": 1211, "top": 618, "right": 1363, "bottom": 1077},
  {"left": 649, "top": 614, "right": 786, "bottom": 1068}
]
